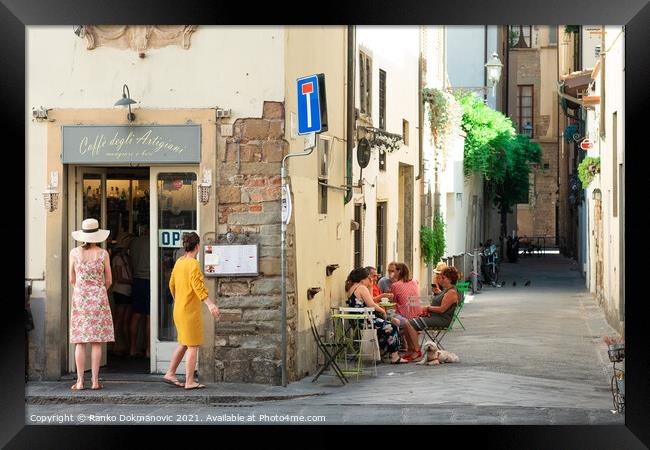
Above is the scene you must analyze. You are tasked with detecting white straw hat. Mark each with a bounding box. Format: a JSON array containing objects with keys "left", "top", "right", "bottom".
[
  {"left": 433, "top": 262, "right": 448, "bottom": 274},
  {"left": 72, "top": 218, "right": 110, "bottom": 243}
]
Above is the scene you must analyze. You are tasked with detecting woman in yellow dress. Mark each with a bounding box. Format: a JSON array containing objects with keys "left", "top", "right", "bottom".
[{"left": 164, "top": 232, "right": 220, "bottom": 390}]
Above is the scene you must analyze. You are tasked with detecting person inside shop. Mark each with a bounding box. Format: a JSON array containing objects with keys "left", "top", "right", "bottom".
[
  {"left": 366, "top": 266, "right": 394, "bottom": 304},
  {"left": 128, "top": 224, "right": 150, "bottom": 358},
  {"left": 378, "top": 261, "right": 397, "bottom": 294},
  {"left": 110, "top": 232, "right": 135, "bottom": 357},
  {"left": 165, "top": 232, "right": 221, "bottom": 389},
  {"left": 345, "top": 267, "right": 408, "bottom": 364},
  {"left": 409, "top": 265, "right": 460, "bottom": 333},
  {"left": 69, "top": 218, "right": 115, "bottom": 390},
  {"left": 388, "top": 262, "right": 422, "bottom": 361}
]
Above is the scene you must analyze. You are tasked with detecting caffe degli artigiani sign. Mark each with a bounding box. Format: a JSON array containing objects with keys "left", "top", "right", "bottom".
[{"left": 62, "top": 125, "right": 201, "bottom": 164}]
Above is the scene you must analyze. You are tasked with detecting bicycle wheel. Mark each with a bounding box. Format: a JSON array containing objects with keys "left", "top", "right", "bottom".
[
  {"left": 493, "top": 265, "right": 500, "bottom": 284},
  {"left": 611, "top": 375, "right": 624, "bottom": 412}
]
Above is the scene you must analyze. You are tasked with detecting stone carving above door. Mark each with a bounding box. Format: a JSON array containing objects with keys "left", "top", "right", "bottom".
[{"left": 80, "top": 25, "right": 197, "bottom": 52}]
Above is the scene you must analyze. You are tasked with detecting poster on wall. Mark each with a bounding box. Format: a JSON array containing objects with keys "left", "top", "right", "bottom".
[{"left": 203, "top": 244, "right": 259, "bottom": 277}]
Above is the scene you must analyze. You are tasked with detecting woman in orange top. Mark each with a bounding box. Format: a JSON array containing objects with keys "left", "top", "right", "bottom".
[{"left": 164, "top": 232, "right": 220, "bottom": 390}]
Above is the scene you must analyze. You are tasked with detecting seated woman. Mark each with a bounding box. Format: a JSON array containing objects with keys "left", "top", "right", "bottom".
[
  {"left": 389, "top": 262, "right": 423, "bottom": 360},
  {"left": 345, "top": 268, "right": 408, "bottom": 364},
  {"left": 409, "top": 266, "right": 460, "bottom": 332}
]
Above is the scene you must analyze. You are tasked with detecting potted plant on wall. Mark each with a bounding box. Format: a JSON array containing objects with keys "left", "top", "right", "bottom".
[
  {"left": 421, "top": 214, "right": 446, "bottom": 268},
  {"left": 578, "top": 156, "right": 601, "bottom": 187}
]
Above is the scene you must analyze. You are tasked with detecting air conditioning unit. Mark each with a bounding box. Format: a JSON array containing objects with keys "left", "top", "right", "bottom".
[{"left": 216, "top": 108, "right": 231, "bottom": 118}]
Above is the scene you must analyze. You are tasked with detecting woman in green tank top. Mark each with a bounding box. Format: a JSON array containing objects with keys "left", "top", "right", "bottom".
[{"left": 409, "top": 266, "right": 459, "bottom": 331}]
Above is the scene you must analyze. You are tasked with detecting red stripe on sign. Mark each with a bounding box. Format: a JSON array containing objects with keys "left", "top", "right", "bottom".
[{"left": 301, "top": 82, "right": 313, "bottom": 94}]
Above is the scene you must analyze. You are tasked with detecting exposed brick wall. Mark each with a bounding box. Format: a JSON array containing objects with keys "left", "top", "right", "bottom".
[
  {"left": 529, "top": 142, "right": 559, "bottom": 240},
  {"left": 214, "top": 101, "right": 297, "bottom": 385}
]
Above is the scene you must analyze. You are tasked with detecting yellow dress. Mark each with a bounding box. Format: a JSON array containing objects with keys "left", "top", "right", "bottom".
[{"left": 169, "top": 257, "right": 209, "bottom": 346}]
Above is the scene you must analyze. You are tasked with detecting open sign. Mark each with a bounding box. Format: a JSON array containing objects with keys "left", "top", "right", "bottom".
[{"left": 158, "top": 229, "right": 196, "bottom": 248}]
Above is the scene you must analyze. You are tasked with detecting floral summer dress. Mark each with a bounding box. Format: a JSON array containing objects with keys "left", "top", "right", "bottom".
[
  {"left": 347, "top": 287, "right": 401, "bottom": 354},
  {"left": 70, "top": 247, "right": 115, "bottom": 344}
]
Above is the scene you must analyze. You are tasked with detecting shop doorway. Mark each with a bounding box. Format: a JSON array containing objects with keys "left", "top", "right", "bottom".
[
  {"left": 66, "top": 165, "right": 200, "bottom": 376},
  {"left": 68, "top": 167, "right": 151, "bottom": 374}
]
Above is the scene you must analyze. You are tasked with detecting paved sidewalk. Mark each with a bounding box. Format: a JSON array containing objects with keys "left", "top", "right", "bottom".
[{"left": 26, "top": 254, "right": 625, "bottom": 424}]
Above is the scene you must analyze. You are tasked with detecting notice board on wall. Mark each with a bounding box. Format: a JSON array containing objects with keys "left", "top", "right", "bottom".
[{"left": 203, "top": 244, "right": 259, "bottom": 277}]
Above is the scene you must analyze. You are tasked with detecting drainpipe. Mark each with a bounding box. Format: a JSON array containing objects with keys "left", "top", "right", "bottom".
[
  {"left": 484, "top": 25, "right": 488, "bottom": 103},
  {"left": 556, "top": 26, "right": 561, "bottom": 247},
  {"left": 344, "top": 25, "right": 356, "bottom": 204},
  {"left": 416, "top": 27, "right": 424, "bottom": 182}
]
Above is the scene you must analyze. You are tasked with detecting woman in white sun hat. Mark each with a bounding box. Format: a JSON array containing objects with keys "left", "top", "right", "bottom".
[{"left": 69, "top": 218, "right": 115, "bottom": 391}]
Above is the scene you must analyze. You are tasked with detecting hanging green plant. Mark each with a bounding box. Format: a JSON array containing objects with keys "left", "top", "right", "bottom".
[
  {"left": 420, "top": 214, "right": 446, "bottom": 266},
  {"left": 578, "top": 156, "right": 600, "bottom": 186},
  {"left": 422, "top": 87, "right": 461, "bottom": 147},
  {"left": 564, "top": 25, "right": 580, "bottom": 34}
]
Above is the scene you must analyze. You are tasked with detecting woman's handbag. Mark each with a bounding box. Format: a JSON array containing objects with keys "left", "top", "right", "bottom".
[
  {"left": 114, "top": 253, "right": 133, "bottom": 285},
  {"left": 360, "top": 328, "right": 381, "bottom": 362}
]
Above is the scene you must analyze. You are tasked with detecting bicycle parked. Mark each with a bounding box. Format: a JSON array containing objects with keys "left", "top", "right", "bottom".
[
  {"left": 606, "top": 340, "right": 625, "bottom": 413},
  {"left": 480, "top": 240, "right": 500, "bottom": 287}
]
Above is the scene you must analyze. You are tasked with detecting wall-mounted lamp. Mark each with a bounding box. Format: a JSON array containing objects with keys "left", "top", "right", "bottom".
[
  {"left": 114, "top": 84, "right": 137, "bottom": 122},
  {"left": 326, "top": 264, "right": 339, "bottom": 277},
  {"left": 32, "top": 106, "right": 49, "bottom": 121},
  {"left": 43, "top": 171, "right": 60, "bottom": 212},
  {"left": 307, "top": 287, "right": 322, "bottom": 300},
  {"left": 350, "top": 220, "right": 360, "bottom": 231},
  {"left": 198, "top": 169, "right": 212, "bottom": 205}
]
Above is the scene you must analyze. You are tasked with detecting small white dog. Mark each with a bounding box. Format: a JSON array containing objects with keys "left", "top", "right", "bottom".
[{"left": 416, "top": 341, "right": 460, "bottom": 365}]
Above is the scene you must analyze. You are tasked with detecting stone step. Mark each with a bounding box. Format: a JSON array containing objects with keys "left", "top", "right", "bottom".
[{"left": 26, "top": 379, "right": 331, "bottom": 406}]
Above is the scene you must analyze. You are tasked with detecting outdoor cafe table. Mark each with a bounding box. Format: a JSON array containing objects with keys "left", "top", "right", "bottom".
[{"left": 330, "top": 312, "right": 375, "bottom": 379}]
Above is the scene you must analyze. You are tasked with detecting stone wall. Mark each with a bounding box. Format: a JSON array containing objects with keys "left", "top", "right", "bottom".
[{"left": 214, "top": 101, "right": 297, "bottom": 384}]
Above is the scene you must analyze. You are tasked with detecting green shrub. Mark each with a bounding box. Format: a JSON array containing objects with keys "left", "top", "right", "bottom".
[{"left": 578, "top": 156, "right": 600, "bottom": 186}]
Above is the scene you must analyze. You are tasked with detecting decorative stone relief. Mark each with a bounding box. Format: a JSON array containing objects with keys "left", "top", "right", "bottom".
[{"left": 80, "top": 25, "right": 197, "bottom": 52}]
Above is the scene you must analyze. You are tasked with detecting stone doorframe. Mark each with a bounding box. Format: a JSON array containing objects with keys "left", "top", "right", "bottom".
[{"left": 43, "top": 108, "right": 218, "bottom": 381}]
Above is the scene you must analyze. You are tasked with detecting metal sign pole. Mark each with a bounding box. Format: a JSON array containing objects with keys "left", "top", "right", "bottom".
[{"left": 280, "top": 133, "right": 315, "bottom": 387}]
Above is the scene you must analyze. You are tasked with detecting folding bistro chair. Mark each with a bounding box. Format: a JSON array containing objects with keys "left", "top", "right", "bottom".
[
  {"left": 307, "top": 310, "right": 348, "bottom": 384},
  {"left": 407, "top": 296, "right": 454, "bottom": 351},
  {"left": 449, "top": 281, "right": 470, "bottom": 331}
]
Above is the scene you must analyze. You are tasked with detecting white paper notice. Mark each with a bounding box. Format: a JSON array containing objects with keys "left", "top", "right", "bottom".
[{"left": 204, "top": 244, "right": 258, "bottom": 276}]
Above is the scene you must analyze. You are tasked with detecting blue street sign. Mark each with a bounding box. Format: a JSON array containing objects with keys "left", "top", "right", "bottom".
[{"left": 297, "top": 74, "right": 327, "bottom": 135}]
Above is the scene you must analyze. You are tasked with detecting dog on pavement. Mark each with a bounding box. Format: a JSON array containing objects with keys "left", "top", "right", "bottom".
[{"left": 416, "top": 341, "right": 460, "bottom": 365}]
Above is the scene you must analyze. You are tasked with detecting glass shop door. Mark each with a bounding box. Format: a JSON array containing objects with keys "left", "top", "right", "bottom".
[
  {"left": 149, "top": 166, "right": 199, "bottom": 374},
  {"left": 68, "top": 167, "right": 108, "bottom": 373}
]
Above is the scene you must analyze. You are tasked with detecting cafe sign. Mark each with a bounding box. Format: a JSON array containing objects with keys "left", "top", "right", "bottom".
[{"left": 62, "top": 125, "right": 201, "bottom": 164}]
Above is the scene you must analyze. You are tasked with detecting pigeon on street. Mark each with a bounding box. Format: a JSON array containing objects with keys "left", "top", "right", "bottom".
[
  {"left": 524, "top": 280, "right": 531, "bottom": 286},
  {"left": 513, "top": 281, "right": 517, "bottom": 287}
]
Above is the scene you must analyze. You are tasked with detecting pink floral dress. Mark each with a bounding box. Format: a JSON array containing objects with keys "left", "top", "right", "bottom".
[{"left": 70, "top": 247, "right": 115, "bottom": 344}]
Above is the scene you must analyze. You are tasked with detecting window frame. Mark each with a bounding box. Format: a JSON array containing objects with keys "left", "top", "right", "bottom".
[
  {"left": 517, "top": 84, "right": 534, "bottom": 138},
  {"left": 376, "top": 202, "right": 387, "bottom": 275},
  {"left": 354, "top": 204, "right": 363, "bottom": 268},
  {"left": 402, "top": 119, "right": 409, "bottom": 146},
  {"left": 317, "top": 135, "right": 331, "bottom": 215},
  {"left": 379, "top": 69, "right": 386, "bottom": 130},
  {"left": 359, "top": 50, "right": 373, "bottom": 117},
  {"left": 510, "top": 25, "right": 532, "bottom": 48}
]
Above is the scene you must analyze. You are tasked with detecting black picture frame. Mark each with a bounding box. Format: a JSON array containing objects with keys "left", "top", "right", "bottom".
[{"left": 5, "top": 0, "right": 649, "bottom": 447}]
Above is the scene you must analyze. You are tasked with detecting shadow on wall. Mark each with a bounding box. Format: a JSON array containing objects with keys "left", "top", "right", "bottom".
[{"left": 27, "top": 296, "right": 46, "bottom": 380}]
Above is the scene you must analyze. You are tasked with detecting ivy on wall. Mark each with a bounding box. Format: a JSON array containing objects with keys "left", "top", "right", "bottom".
[{"left": 420, "top": 214, "right": 446, "bottom": 266}]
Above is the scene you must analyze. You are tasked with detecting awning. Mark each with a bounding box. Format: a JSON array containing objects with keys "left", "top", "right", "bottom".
[{"left": 561, "top": 69, "right": 593, "bottom": 98}]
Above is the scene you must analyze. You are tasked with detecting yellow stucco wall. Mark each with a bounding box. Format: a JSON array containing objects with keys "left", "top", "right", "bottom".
[{"left": 283, "top": 27, "right": 350, "bottom": 377}]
